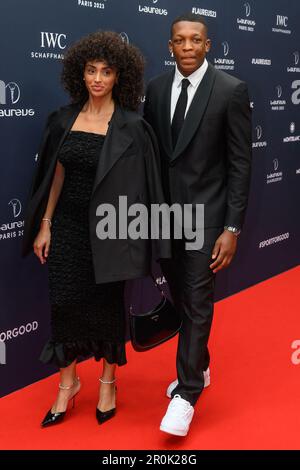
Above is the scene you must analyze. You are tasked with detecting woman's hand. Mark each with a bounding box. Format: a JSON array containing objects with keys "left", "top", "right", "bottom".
[{"left": 33, "top": 222, "right": 51, "bottom": 264}]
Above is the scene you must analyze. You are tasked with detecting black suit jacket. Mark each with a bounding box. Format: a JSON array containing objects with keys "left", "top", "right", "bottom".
[
  {"left": 22, "top": 103, "right": 171, "bottom": 283},
  {"left": 144, "top": 62, "right": 252, "bottom": 232}
]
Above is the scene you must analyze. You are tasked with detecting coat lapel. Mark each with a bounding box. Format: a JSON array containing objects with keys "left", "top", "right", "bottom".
[
  {"left": 31, "top": 103, "right": 82, "bottom": 202},
  {"left": 171, "top": 63, "right": 217, "bottom": 162},
  {"left": 47, "top": 102, "right": 83, "bottom": 172},
  {"left": 91, "top": 106, "right": 133, "bottom": 195}
]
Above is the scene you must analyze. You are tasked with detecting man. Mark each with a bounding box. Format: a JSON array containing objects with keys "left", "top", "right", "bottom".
[{"left": 144, "top": 13, "right": 252, "bottom": 436}]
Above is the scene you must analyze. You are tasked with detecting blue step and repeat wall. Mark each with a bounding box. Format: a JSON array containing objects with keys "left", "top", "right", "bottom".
[{"left": 0, "top": 0, "right": 299, "bottom": 397}]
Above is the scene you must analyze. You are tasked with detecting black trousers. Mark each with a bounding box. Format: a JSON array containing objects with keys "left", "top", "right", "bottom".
[{"left": 161, "top": 230, "right": 221, "bottom": 406}]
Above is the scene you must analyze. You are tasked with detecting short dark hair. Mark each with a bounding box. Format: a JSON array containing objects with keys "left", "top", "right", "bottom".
[
  {"left": 171, "top": 13, "right": 208, "bottom": 38},
  {"left": 62, "top": 31, "right": 144, "bottom": 111}
]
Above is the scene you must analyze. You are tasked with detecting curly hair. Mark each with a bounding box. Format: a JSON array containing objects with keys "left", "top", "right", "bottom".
[{"left": 61, "top": 31, "right": 145, "bottom": 111}]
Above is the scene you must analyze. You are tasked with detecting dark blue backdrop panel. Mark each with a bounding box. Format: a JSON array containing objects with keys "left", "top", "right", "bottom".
[{"left": 0, "top": 0, "right": 299, "bottom": 396}]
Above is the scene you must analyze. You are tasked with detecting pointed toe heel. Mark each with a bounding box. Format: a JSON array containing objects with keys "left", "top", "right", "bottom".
[
  {"left": 96, "top": 377, "right": 116, "bottom": 424},
  {"left": 41, "top": 377, "right": 80, "bottom": 428},
  {"left": 41, "top": 409, "right": 66, "bottom": 427},
  {"left": 96, "top": 406, "right": 116, "bottom": 424}
]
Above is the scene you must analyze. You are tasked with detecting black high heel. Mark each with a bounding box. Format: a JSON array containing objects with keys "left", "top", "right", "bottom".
[
  {"left": 41, "top": 377, "right": 80, "bottom": 428},
  {"left": 96, "top": 377, "right": 116, "bottom": 424}
]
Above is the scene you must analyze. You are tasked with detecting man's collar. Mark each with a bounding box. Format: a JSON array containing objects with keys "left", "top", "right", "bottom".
[{"left": 174, "top": 58, "right": 208, "bottom": 88}]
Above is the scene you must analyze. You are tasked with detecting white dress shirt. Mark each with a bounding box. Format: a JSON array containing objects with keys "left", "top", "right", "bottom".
[{"left": 170, "top": 58, "right": 208, "bottom": 123}]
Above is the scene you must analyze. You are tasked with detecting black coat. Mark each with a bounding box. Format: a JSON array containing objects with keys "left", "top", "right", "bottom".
[
  {"left": 22, "top": 103, "right": 171, "bottom": 283},
  {"left": 144, "top": 63, "right": 252, "bottom": 231}
]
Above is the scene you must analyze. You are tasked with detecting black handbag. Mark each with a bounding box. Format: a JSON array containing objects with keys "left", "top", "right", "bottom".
[{"left": 129, "top": 276, "right": 182, "bottom": 352}]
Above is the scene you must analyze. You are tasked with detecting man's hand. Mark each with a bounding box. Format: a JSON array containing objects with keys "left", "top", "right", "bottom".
[{"left": 209, "top": 230, "right": 238, "bottom": 274}]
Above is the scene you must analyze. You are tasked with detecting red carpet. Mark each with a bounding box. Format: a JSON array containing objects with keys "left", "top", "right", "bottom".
[{"left": 0, "top": 266, "right": 299, "bottom": 450}]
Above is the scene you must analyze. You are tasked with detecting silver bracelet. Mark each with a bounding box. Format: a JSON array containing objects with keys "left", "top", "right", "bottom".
[{"left": 42, "top": 218, "right": 52, "bottom": 227}]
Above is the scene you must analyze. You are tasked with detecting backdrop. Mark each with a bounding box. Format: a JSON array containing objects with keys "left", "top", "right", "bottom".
[{"left": 0, "top": 0, "right": 299, "bottom": 397}]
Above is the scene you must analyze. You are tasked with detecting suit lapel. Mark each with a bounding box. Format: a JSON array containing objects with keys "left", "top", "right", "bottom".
[
  {"left": 91, "top": 106, "right": 133, "bottom": 195},
  {"left": 157, "top": 70, "right": 174, "bottom": 158},
  {"left": 171, "top": 63, "right": 216, "bottom": 162}
]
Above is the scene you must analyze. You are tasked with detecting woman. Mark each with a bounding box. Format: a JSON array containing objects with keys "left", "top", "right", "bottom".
[{"left": 22, "top": 31, "right": 170, "bottom": 427}]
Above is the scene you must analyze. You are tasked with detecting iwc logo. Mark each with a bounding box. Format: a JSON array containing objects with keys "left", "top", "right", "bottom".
[
  {"left": 272, "top": 14, "right": 291, "bottom": 35},
  {"left": 31, "top": 32, "right": 67, "bottom": 60}
]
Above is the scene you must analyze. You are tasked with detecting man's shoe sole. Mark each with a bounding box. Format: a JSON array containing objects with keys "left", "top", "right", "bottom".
[{"left": 160, "top": 424, "right": 188, "bottom": 437}]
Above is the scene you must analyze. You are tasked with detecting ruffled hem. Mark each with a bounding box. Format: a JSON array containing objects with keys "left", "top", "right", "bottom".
[{"left": 39, "top": 339, "right": 127, "bottom": 368}]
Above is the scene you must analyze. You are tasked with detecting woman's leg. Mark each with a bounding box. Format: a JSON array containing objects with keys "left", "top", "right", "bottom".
[
  {"left": 51, "top": 360, "right": 80, "bottom": 412},
  {"left": 97, "top": 360, "right": 117, "bottom": 412}
]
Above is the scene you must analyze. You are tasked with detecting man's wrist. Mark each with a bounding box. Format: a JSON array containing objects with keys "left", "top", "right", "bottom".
[{"left": 224, "top": 225, "right": 241, "bottom": 237}]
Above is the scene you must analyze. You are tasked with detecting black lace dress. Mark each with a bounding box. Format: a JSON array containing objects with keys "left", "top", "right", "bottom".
[{"left": 39, "top": 131, "right": 127, "bottom": 368}]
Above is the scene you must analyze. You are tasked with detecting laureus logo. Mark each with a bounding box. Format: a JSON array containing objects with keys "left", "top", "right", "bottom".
[
  {"left": 8, "top": 199, "right": 22, "bottom": 218},
  {"left": 0, "top": 81, "right": 21, "bottom": 105},
  {"left": 276, "top": 85, "right": 283, "bottom": 98},
  {"left": 0, "top": 81, "right": 34, "bottom": 117},
  {"left": 287, "top": 51, "right": 300, "bottom": 73},
  {"left": 237, "top": 1, "right": 255, "bottom": 32},
  {"left": 222, "top": 41, "right": 229, "bottom": 57},
  {"left": 214, "top": 42, "right": 235, "bottom": 70},
  {"left": 138, "top": 0, "right": 167, "bottom": 15},
  {"left": 270, "top": 85, "right": 286, "bottom": 111},
  {"left": 253, "top": 125, "right": 267, "bottom": 149},
  {"left": 119, "top": 32, "right": 129, "bottom": 44},
  {"left": 266, "top": 159, "right": 283, "bottom": 184},
  {"left": 244, "top": 2, "right": 251, "bottom": 17},
  {"left": 255, "top": 125, "right": 262, "bottom": 140}
]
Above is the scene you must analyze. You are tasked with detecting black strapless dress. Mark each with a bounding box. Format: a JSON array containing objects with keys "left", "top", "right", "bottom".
[{"left": 40, "top": 131, "right": 126, "bottom": 368}]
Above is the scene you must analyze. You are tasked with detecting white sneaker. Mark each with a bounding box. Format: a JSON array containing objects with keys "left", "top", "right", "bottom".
[
  {"left": 166, "top": 367, "right": 210, "bottom": 399},
  {"left": 160, "top": 394, "right": 194, "bottom": 436}
]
